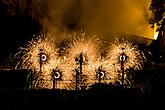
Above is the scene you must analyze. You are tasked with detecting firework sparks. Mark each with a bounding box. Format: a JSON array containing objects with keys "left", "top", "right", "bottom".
[
  {"left": 52, "top": 57, "right": 75, "bottom": 90},
  {"left": 15, "top": 33, "right": 59, "bottom": 89},
  {"left": 107, "top": 38, "right": 146, "bottom": 85},
  {"left": 94, "top": 59, "right": 116, "bottom": 84},
  {"left": 15, "top": 34, "right": 58, "bottom": 71},
  {"left": 64, "top": 33, "right": 104, "bottom": 89},
  {"left": 15, "top": 33, "right": 146, "bottom": 90},
  {"left": 15, "top": 33, "right": 74, "bottom": 89}
]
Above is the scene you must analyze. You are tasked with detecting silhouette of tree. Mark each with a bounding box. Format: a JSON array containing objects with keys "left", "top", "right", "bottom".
[
  {"left": 149, "top": 0, "right": 165, "bottom": 62},
  {"left": 149, "top": 0, "right": 165, "bottom": 28}
]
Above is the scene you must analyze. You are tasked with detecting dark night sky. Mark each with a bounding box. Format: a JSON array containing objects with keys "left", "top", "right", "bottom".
[{"left": 0, "top": 3, "right": 40, "bottom": 64}]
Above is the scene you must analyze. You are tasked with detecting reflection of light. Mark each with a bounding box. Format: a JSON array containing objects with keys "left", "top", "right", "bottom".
[{"left": 154, "top": 23, "right": 159, "bottom": 40}]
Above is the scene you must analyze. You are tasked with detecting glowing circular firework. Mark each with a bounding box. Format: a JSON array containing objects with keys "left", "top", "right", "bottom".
[
  {"left": 65, "top": 33, "right": 102, "bottom": 89},
  {"left": 97, "top": 71, "right": 105, "bottom": 79},
  {"left": 119, "top": 53, "right": 127, "bottom": 62},
  {"left": 107, "top": 38, "right": 146, "bottom": 84},
  {"left": 53, "top": 71, "right": 61, "bottom": 79},
  {"left": 40, "top": 53, "right": 47, "bottom": 62},
  {"left": 14, "top": 32, "right": 146, "bottom": 89},
  {"left": 15, "top": 33, "right": 63, "bottom": 89},
  {"left": 94, "top": 62, "right": 115, "bottom": 84},
  {"left": 15, "top": 33, "right": 59, "bottom": 72},
  {"left": 50, "top": 58, "right": 75, "bottom": 90}
]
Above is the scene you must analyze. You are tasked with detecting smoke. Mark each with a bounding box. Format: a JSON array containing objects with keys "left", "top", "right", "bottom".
[
  {"left": 32, "top": 0, "right": 153, "bottom": 40},
  {"left": 80, "top": 0, "right": 153, "bottom": 40}
]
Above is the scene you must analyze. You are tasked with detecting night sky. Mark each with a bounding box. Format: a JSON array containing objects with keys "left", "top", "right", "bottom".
[{"left": 0, "top": 2, "right": 39, "bottom": 65}]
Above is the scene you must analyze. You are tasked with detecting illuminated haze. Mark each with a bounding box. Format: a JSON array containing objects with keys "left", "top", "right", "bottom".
[{"left": 33, "top": 0, "right": 153, "bottom": 40}]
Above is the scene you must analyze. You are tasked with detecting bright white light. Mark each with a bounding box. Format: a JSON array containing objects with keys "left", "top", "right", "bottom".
[
  {"left": 41, "top": 54, "right": 47, "bottom": 61},
  {"left": 154, "top": 23, "right": 159, "bottom": 40},
  {"left": 99, "top": 71, "right": 105, "bottom": 79},
  {"left": 54, "top": 72, "right": 61, "bottom": 79},
  {"left": 119, "top": 55, "right": 126, "bottom": 62}
]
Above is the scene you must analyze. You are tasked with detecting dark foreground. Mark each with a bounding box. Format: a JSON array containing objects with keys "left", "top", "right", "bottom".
[
  {"left": 0, "top": 69, "right": 164, "bottom": 109},
  {"left": 0, "top": 85, "right": 164, "bottom": 110}
]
